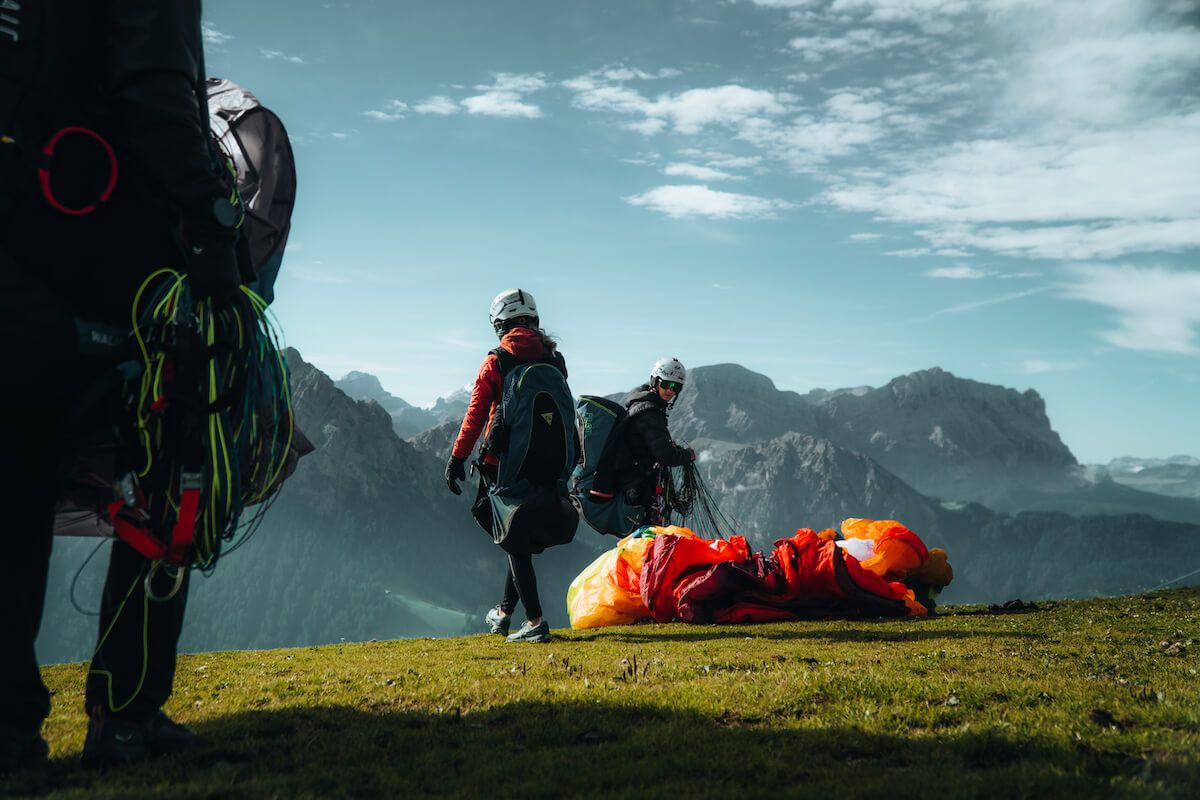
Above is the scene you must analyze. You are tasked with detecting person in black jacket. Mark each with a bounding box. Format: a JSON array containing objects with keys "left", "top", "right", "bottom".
[
  {"left": 1, "top": 0, "right": 238, "bottom": 771},
  {"left": 616, "top": 358, "right": 696, "bottom": 525}
]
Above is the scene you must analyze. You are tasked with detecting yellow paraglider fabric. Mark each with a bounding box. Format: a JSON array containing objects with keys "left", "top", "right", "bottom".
[{"left": 567, "top": 532, "right": 659, "bottom": 629}]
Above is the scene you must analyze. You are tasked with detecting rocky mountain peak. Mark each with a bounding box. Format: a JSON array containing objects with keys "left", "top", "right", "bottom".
[
  {"left": 689, "top": 363, "right": 780, "bottom": 395},
  {"left": 883, "top": 367, "right": 1049, "bottom": 419},
  {"left": 334, "top": 370, "right": 412, "bottom": 413},
  {"left": 671, "top": 363, "right": 819, "bottom": 445}
]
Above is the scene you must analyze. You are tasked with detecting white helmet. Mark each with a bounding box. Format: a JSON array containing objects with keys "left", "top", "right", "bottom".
[
  {"left": 651, "top": 357, "right": 687, "bottom": 386},
  {"left": 489, "top": 288, "right": 539, "bottom": 335}
]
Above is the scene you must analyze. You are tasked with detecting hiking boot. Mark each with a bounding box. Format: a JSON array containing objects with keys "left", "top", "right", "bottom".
[
  {"left": 81, "top": 707, "right": 195, "bottom": 769},
  {"left": 147, "top": 711, "right": 195, "bottom": 754},
  {"left": 506, "top": 619, "right": 550, "bottom": 643},
  {"left": 0, "top": 723, "right": 49, "bottom": 774},
  {"left": 81, "top": 707, "right": 149, "bottom": 769},
  {"left": 485, "top": 606, "right": 512, "bottom": 635}
]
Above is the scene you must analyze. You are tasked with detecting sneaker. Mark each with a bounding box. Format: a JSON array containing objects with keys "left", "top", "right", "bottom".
[
  {"left": 485, "top": 606, "right": 512, "bottom": 635},
  {"left": 0, "top": 723, "right": 49, "bottom": 774},
  {"left": 506, "top": 619, "right": 550, "bottom": 643}
]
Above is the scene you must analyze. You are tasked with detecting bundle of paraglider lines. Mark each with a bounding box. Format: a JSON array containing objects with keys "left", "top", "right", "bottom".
[{"left": 118, "top": 268, "right": 294, "bottom": 583}]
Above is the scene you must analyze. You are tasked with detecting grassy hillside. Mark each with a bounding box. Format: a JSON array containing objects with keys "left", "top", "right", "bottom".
[{"left": 7, "top": 589, "right": 1199, "bottom": 799}]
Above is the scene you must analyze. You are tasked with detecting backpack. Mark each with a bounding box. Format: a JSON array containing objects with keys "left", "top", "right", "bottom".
[
  {"left": 484, "top": 349, "right": 579, "bottom": 554},
  {"left": 206, "top": 78, "right": 296, "bottom": 304},
  {"left": 569, "top": 395, "right": 645, "bottom": 537}
]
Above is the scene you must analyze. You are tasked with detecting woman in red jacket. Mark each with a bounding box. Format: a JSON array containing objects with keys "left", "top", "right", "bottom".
[{"left": 444, "top": 288, "right": 566, "bottom": 643}]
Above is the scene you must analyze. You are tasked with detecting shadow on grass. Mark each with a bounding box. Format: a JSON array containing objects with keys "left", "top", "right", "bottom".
[
  {"left": 5, "top": 700, "right": 1188, "bottom": 800},
  {"left": 570, "top": 626, "right": 1044, "bottom": 645}
]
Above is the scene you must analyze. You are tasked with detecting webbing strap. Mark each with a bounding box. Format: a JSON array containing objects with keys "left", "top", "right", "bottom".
[
  {"left": 169, "top": 484, "right": 201, "bottom": 564},
  {"left": 105, "top": 481, "right": 200, "bottom": 567},
  {"left": 107, "top": 500, "right": 166, "bottom": 562}
]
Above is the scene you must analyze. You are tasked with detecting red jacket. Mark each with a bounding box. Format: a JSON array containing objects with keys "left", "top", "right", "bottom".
[{"left": 451, "top": 328, "right": 557, "bottom": 464}]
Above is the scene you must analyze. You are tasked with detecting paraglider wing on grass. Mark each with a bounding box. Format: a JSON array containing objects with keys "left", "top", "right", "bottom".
[{"left": 568, "top": 519, "right": 951, "bottom": 628}]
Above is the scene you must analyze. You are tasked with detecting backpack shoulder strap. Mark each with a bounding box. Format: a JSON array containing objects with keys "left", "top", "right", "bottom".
[
  {"left": 490, "top": 347, "right": 521, "bottom": 379},
  {"left": 626, "top": 399, "right": 659, "bottom": 420}
]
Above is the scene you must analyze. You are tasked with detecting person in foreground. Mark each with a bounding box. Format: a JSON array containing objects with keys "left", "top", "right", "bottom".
[
  {"left": 1, "top": 0, "right": 240, "bottom": 771},
  {"left": 445, "top": 289, "right": 569, "bottom": 644}
]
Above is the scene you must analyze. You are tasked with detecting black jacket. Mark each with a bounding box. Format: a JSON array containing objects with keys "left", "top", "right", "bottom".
[
  {"left": 612, "top": 384, "right": 690, "bottom": 504},
  {"left": 3, "top": 0, "right": 224, "bottom": 212},
  {"left": 1, "top": 0, "right": 230, "bottom": 317}
]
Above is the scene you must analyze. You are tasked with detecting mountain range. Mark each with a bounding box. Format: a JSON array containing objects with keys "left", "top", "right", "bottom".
[{"left": 357, "top": 362, "right": 1199, "bottom": 526}]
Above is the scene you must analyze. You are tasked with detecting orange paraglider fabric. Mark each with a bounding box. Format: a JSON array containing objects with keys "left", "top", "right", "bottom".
[{"left": 842, "top": 519, "right": 929, "bottom": 582}]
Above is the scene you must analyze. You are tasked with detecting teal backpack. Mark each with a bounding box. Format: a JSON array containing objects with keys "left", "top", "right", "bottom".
[
  {"left": 484, "top": 350, "right": 579, "bottom": 554},
  {"left": 570, "top": 395, "right": 644, "bottom": 537}
]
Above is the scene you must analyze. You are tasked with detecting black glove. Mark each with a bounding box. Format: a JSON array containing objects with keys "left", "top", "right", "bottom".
[
  {"left": 445, "top": 456, "right": 467, "bottom": 495},
  {"left": 182, "top": 198, "right": 241, "bottom": 301}
]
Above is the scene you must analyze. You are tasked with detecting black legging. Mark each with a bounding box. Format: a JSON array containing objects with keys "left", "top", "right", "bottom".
[{"left": 501, "top": 552, "right": 542, "bottom": 620}]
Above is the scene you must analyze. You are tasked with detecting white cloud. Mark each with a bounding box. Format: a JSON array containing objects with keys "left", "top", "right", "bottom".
[
  {"left": 997, "top": 7, "right": 1200, "bottom": 128},
  {"left": 260, "top": 49, "right": 304, "bottom": 65},
  {"left": 1021, "top": 359, "right": 1077, "bottom": 374},
  {"left": 882, "top": 72, "right": 974, "bottom": 104},
  {"left": 567, "top": 81, "right": 791, "bottom": 135},
  {"left": 886, "top": 247, "right": 977, "bottom": 257},
  {"left": 1064, "top": 264, "right": 1200, "bottom": 354},
  {"left": 624, "top": 185, "right": 793, "bottom": 219},
  {"left": 413, "top": 96, "right": 459, "bottom": 115},
  {"left": 463, "top": 93, "right": 542, "bottom": 118},
  {"left": 657, "top": 86, "right": 792, "bottom": 134},
  {"left": 663, "top": 163, "right": 742, "bottom": 181},
  {"left": 849, "top": 232, "right": 883, "bottom": 241},
  {"left": 925, "top": 266, "right": 991, "bottom": 279},
  {"left": 829, "top": 0, "right": 975, "bottom": 23},
  {"left": 599, "top": 66, "right": 682, "bottom": 82},
  {"left": 738, "top": 112, "right": 887, "bottom": 167},
  {"left": 462, "top": 73, "right": 548, "bottom": 119},
  {"left": 826, "top": 112, "right": 1200, "bottom": 259},
  {"left": 918, "top": 219, "right": 1200, "bottom": 261},
  {"left": 749, "top": 0, "right": 819, "bottom": 6},
  {"left": 826, "top": 91, "right": 888, "bottom": 123},
  {"left": 624, "top": 118, "right": 668, "bottom": 135},
  {"left": 202, "top": 22, "right": 232, "bottom": 46},
  {"left": 788, "top": 28, "right": 924, "bottom": 61},
  {"left": 363, "top": 100, "right": 408, "bottom": 122},
  {"left": 677, "top": 150, "right": 762, "bottom": 170},
  {"left": 811, "top": 2, "right": 1200, "bottom": 262}
]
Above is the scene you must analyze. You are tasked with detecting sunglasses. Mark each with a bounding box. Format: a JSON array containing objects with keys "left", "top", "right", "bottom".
[{"left": 659, "top": 380, "right": 683, "bottom": 392}]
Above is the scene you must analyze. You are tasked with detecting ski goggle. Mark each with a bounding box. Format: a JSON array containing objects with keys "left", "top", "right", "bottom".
[{"left": 659, "top": 380, "right": 683, "bottom": 392}]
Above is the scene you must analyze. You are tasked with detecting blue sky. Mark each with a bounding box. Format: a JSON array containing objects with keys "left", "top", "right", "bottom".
[{"left": 203, "top": 0, "right": 1199, "bottom": 463}]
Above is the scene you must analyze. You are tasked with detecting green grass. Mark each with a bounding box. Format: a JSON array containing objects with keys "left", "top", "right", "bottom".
[{"left": 7, "top": 589, "right": 1199, "bottom": 799}]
